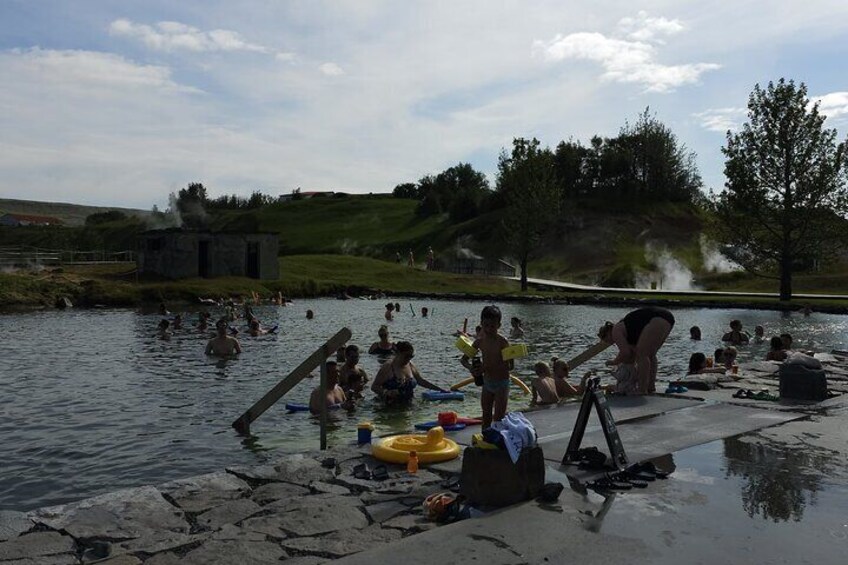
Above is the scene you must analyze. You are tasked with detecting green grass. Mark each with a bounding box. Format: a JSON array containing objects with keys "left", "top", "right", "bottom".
[{"left": 219, "top": 196, "right": 451, "bottom": 257}]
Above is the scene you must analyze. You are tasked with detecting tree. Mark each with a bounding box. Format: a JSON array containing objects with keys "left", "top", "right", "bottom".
[
  {"left": 715, "top": 79, "right": 848, "bottom": 300},
  {"left": 85, "top": 210, "right": 127, "bottom": 226},
  {"left": 496, "top": 138, "right": 560, "bottom": 291},
  {"left": 392, "top": 182, "right": 419, "bottom": 199}
]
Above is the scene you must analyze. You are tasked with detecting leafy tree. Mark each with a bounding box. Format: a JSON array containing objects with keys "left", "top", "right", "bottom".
[
  {"left": 415, "top": 163, "right": 490, "bottom": 221},
  {"left": 496, "top": 138, "right": 560, "bottom": 290},
  {"left": 392, "top": 182, "right": 419, "bottom": 199},
  {"left": 175, "top": 182, "right": 209, "bottom": 228},
  {"left": 714, "top": 79, "right": 848, "bottom": 300}
]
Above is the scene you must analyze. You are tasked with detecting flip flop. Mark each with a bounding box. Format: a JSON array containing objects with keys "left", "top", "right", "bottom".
[
  {"left": 587, "top": 476, "right": 632, "bottom": 492},
  {"left": 752, "top": 391, "right": 780, "bottom": 401},
  {"left": 732, "top": 389, "right": 748, "bottom": 398}
]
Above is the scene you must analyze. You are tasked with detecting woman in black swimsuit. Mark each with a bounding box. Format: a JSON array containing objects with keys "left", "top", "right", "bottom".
[
  {"left": 598, "top": 306, "right": 675, "bottom": 394},
  {"left": 371, "top": 341, "right": 445, "bottom": 404},
  {"left": 368, "top": 325, "right": 396, "bottom": 355}
]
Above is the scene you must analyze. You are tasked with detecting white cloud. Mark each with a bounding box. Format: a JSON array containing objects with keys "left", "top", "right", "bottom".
[
  {"left": 812, "top": 91, "right": 848, "bottom": 121},
  {"left": 109, "top": 18, "right": 268, "bottom": 54},
  {"left": 617, "top": 10, "right": 685, "bottom": 43},
  {"left": 533, "top": 29, "right": 720, "bottom": 93},
  {"left": 693, "top": 107, "right": 746, "bottom": 132},
  {"left": 319, "top": 62, "right": 344, "bottom": 76},
  {"left": 0, "top": 47, "right": 198, "bottom": 93},
  {"left": 275, "top": 52, "right": 296, "bottom": 62}
]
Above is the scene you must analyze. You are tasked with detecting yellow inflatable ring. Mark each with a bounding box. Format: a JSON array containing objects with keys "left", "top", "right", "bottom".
[
  {"left": 371, "top": 426, "right": 461, "bottom": 464},
  {"left": 450, "top": 375, "right": 531, "bottom": 394}
]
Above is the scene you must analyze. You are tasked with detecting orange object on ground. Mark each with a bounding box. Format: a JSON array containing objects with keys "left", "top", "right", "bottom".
[
  {"left": 438, "top": 411, "right": 458, "bottom": 426},
  {"left": 407, "top": 451, "right": 419, "bottom": 474}
]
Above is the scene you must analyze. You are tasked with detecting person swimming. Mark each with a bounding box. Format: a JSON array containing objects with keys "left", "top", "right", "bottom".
[
  {"left": 205, "top": 319, "right": 242, "bottom": 357},
  {"left": 368, "top": 325, "right": 396, "bottom": 355}
]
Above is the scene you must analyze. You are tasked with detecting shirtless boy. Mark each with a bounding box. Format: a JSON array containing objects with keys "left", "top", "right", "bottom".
[
  {"left": 205, "top": 319, "right": 243, "bottom": 357},
  {"left": 339, "top": 344, "right": 368, "bottom": 399},
  {"left": 531, "top": 362, "right": 559, "bottom": 405},
  {"left": 460, "top": 305, "right": 512, "bottom": 429}
]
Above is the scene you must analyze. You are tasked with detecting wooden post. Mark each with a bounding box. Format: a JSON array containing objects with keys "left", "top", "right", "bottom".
[
  {"left": 319, "top": 360, "right": 328, "bottom": 450},
  {"left": 565, "top": 341, "right": 612, "bottom": 371},
  {"left": 232, "top": 327, "right": 351, "bottom": 435}
]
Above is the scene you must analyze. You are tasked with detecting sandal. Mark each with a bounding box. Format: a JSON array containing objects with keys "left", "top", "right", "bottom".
[
  {"left": 371, "top": 464, "right": 389, "bottom": 481},
  {"left": 352, "top": 463, "right": 371, "bottom": 480},
  {"left": 587, "top": 476, "right": 632, "bottom": 492}
]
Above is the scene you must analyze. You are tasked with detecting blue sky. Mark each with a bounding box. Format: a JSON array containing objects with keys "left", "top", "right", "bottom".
[{"left": 1, "top": 0, "right": 847, "bottom": 209}]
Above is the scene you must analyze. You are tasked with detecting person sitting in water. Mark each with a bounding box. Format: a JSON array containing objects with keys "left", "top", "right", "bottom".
[
  {"left": 510, "top": 317, "right": 525, "bottom": 339},
  {"left": 780, "top": 333, "right": 793, "bottom": 351},
  {"left": 158, "top": 302, "right": 170, "bottom": 316},
  {"left": 421, "top": 307, "right": 429, "bottom": 317},
  {"left": 687, "top": 352, "right": 728, "bottom": 375},
  {"left": 248, "top": 319, "right": 277, "bottom": 336},
  {"left": 551, "top": 358, "right": 579, "bottom": 397},
  {"left": 766, "top": 336, "right": 789, "bottom": 361},
  {"left": 309, "top": 361, "right": 347, "bottom": 414},
  {"left": 384, "top": 302, "right": 394, "bottom": 321},
  {"left": 306, "top": 309, "right": 314, "bottom": 320},
  {"left": 368, "top": 325, "right": 396, "bottom": 355},
  {"left": 722, "top": 320, "right": 750, "bottom": 345},
  {"left": 205, "top": 319, "right": 242, "bottom": 357},
  {"left": 197, "top": 312, "right": 211, "bottom": 332},
  {"left": 157, "top": 319, "right": 172, "bottom": 340},
  {"left": 371, "top": 341, "right": 445, "bottom": 405},
  {"left": 531, "top": 362, "right": 560, "bottom": 405},
  {"left": 340, "top": 344, "right": 369, "bottom": 399},
  {"left": 722, "top": 346, "right": 738, "bottom": 370},
  {"left": 754, "top": 325, "right": 765, "bottom": 343},
  {"left": 689, "top": 326, "right": 701, "bottom": 340}
]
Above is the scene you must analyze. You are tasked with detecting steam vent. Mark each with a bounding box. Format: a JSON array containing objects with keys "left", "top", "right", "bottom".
[{"left": 137, "top": 229, "right": 279, "bottom": 280}]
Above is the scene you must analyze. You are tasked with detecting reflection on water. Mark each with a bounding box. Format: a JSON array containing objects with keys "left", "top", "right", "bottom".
[
  {"left": 1, "top": 300, "right": 846, "bottom": 510},
  {"left": 723, "top": 435, "right": 835, "bottom": 522}
]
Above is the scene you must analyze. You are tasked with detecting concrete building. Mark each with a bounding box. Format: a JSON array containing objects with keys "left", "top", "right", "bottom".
[{"left": 137, "top": 229, "right": 279, "bottom": 280}]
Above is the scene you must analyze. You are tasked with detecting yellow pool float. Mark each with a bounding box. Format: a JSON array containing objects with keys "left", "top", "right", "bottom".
[{"left": 371, "top": 426, "right": 461, "bottom": 464}]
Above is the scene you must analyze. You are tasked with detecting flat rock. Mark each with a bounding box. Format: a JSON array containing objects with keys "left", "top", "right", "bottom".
[
  {"left": 158, "top": 473, "right": 251, "bottom": 513},
  {"left": 0, "top": 510, "right": 32, "bottom": 541},
  {"left": 195, "top": 499, "right": 262, "bottom": 531},
  {"left": 283, "top": 557, "right": 328, "bottom": 565},
  {"left": 224, "top": 464, "right": 280, "bottom": 482},
  {"left": 92, "top": 556, "right": 141, "bottom": 565},
  {"left": 113, "top": 531, "right": 208, "bottom": 555},
  {"left": 210, "top": 524, "right": 266, "bottom": 542},
  {"left": 335, "top": 470, "right": 442, "bottom": 493},
  {"left": 364, "top": 501, "right": 408, "bottom": 523},
  {"left": 0, "top": 532, "right": 76, "bottom": 561},
  {"left": 308, "top": 481, "right": 350, "bottom": 495},
  {"left": 280, "top": 525, "right": 401, "bottom": 558},
  {"left": 264, "top": 496, "right": 367, "bottom": 536},
  {"left": 1, "top": 555, "right": 78, "bottom": 565},
  {"left": 142, "top": 553, "right": 180, "bottom": 565},
  {"left": 178, "top": 539, "right": 286, "bottom": 565},
  {"left": 240, "top": 515, "right": 291, "bottom": 539},
  {"left": 29, "top": 486, "right": 187, "bottom": 541},
  {"left": 383, "top": 513, "right": 438, "bottom": 533},
  {"left": 250, "top": 482, "right": 309, "bottom": 504},
  {"left": 270, "top": 454, "right": 337, "bottom": 486}
]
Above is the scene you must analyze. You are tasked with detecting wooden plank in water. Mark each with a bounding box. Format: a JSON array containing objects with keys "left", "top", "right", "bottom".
[
  {"left": 565, "top": 341, "right": 611, "bottom": 370},
  {"left": 232, "top": 327, "right": 351, "bottom": 435}
]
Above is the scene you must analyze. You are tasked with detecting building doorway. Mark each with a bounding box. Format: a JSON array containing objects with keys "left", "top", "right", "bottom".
[
  {"left": 246, "top": 242, "right": 260, "bottom": 279},
  {"left": 198, "top": 240, "right": 210, "bottom": 278}
]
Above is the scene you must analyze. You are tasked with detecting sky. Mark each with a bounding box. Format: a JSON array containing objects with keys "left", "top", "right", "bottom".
[{"left": 1, "top": 1, "right": 847, "bottom": 209}]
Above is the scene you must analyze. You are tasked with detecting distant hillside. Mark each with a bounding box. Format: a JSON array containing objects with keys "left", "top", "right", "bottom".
[{"left": 0, "top": 198, "right": 149, "bottom": 227}]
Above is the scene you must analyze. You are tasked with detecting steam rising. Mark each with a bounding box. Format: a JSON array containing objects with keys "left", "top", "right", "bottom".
[
  {"left": 637, "top": 242, "right": 698, "bottom": 291},
  {"left": 700, "top": 234, "right": 738, "bottom": 273}
]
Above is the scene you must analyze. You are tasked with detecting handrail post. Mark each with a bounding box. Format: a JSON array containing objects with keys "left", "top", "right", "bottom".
[{"left": 319, "top": 360, "right": 328, "bottom": 450}]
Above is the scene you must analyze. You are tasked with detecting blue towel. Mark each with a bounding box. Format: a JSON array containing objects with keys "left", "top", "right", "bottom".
[{"left": 489, "top": 412, "right": 537, "bottom": 463}]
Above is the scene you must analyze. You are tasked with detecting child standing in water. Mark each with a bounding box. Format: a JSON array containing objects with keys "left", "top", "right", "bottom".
[{"left": 460, "top": 305, "right": 512, "bottom": 429}]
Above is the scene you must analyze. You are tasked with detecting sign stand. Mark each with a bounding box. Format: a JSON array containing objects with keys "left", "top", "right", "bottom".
[{"left": 562, "top": 377, "right": 629, "bottom": 471}]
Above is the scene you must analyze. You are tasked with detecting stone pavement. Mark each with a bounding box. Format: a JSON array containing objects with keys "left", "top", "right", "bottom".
[{"left": 2, "top": 369, "right": 845, "bottom": 564}]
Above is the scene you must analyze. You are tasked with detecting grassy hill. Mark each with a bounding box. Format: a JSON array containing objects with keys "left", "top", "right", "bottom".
[{"left": 0, "top": 198, "right": 149, "bottom": 227}]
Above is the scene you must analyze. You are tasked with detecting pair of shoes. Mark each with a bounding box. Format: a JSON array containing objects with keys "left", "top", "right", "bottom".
[
  {"left": 321, "top": 457, "right": 337, "bottom": 469},
  {"left": 665, "top": 384, "right": 689, "bottom": 394},
  {"left": 352, "top": 463, "right": 390, "bottom": 480},
  {"left": 752, "top": 391, "right": 779, "bottom": 401},
  {"left": 587, "top": 475, "right": 632, "bottom": 492},
  {"left": 573, "top": 446, "right": 608, "bottom": 469},
  {"left": 626, "top": 461, "right": 670, "bottom": 480}
]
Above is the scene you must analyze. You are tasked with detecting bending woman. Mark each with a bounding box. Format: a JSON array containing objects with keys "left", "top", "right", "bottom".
[
  {"left": 371, "top": 341, "right": 445, "bottom": 405},
  {"left": 598, "top": 306, "right": 675, "bottom": 394}
]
